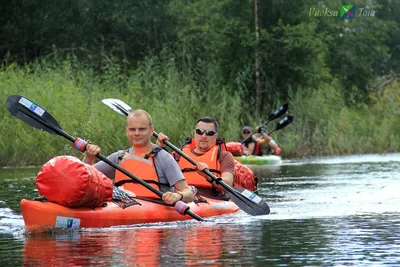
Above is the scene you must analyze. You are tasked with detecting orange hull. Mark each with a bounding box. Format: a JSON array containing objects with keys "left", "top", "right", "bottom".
[{"left": 21, "top": 198, "right": 239, "bottom": 232}]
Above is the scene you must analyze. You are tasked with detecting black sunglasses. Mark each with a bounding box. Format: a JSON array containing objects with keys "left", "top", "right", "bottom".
[
  {"left": 195, "top": 128, "right": 217, "bottom": 136},
  {"left": 242, "top": 131, "right": 250, "bottom": 134}
]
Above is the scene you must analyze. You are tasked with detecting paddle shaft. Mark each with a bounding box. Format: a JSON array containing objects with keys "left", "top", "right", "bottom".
[
  {"left": 152, "top": 131, "right": 271, "bottom": 215},
  {"left": 240, "top": 103, "right": 289, "bottom": 144},
  {"left": 153, "top": 132, "right": 245, "bottom": 196},
  {"left": 241, "top": 119, "right": 278, "bottom": 144},
  {"left": 18, "top": 104, "right": 204, "bottom": 221},
  {"left": 242, "top": 122, "right": 267, "bottom": 143},
  {"left": 103, "top": 98, "right": 271, "bottom": 215}
]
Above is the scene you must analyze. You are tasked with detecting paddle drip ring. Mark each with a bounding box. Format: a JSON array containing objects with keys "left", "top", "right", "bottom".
[
  {"left": 73, "top": 138, "right": 88, "bottom": 152},
  {"left": 175, "top": 201, "right": 190, "bottom": 215}
]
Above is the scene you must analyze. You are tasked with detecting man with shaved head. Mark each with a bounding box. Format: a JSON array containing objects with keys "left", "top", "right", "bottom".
[{"left": 84, "top": 109, "right": 194, "bottom": 204}]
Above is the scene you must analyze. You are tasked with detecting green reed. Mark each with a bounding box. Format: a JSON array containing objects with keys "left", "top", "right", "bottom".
[
  {"left": 1, "top": 56, "right": 399, "bottom": 166},
  {"left": 280, "top": 81, "right": 400, "bottom": 157},
  {"left": 0, "top": 56, "right": 244, "bottom": 166}
]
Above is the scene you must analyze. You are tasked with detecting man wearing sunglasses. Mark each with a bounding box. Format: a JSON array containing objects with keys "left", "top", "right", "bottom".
[{"left": 157, "top": 117, "right": 235, "bottom": 199}]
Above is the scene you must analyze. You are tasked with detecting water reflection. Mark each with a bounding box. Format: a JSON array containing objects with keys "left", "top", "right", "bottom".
[
  {"left": 22, "top": 224, "right": 262, "bottom": 267},
  {"left": 10, "top": 214, "right": 400, "bottom": 267},
  {"left": 0, "top": 167, "right": 39, "bottom": 213},
  {"left": 0, "top": 154, "right": 399, "bottom": 266},
  {"left": 257, "top": 155, "right": 400, "bottom": 219}
]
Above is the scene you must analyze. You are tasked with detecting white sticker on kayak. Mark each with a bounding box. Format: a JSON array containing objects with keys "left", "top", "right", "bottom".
[
  {"left": 19, "top": 97, "right": 45, "bottom": 116},
  {"left": 241, "top": 189, "right": 262, "bottom": 203},
  {"left": 210, "top": 202, "right": 231, "bottom": 210},
  {"left": 56, "top": 216, "right": 81, "bottom": 229}
]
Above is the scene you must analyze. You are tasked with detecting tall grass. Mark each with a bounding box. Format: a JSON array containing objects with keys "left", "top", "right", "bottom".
[
  {"left": 0, "top": 53, "right": 244, "bottom": 166},
  {"left": 282, "top": 80, "right": 400, "bottom": 157},
  {"left": 1, "top": 54, "right": 399, "bottom": 166}
]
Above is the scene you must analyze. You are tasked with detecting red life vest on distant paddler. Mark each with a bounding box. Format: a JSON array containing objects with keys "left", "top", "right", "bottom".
[
  {"left": 115, "top": 147, "right": 162, "bottom": 199},
  {"left": 253, "top": 140, "right": 262, "bottom": 156},
  {"left": 178, "top": 138, "right": 225, "bottom": 189}
]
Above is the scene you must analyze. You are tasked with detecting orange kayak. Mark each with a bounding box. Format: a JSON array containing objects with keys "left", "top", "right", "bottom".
[{"left": 21, "top": 197, "right": 239, "bottom": 232}]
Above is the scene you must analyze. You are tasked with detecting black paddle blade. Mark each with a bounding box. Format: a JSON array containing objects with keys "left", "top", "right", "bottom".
[
  {"left": 102, "top": 99, "right": 132, "bottom": 117},
  {"left": 6, "top": 95, "right": 63, "bottom": 135},
  {"left": 276, "top": 115, "right": 293, "bottom": 130},
  {"left": 267, "top": 103, "right": 289, "bottom": 121},
  {"left": 102, "top": 97, "right": 271, "bottom": 216},
  {"left": 228, "top": 188, "right": 270, "bottom": 215},
  {"left": 269, "top": 115, "right": 294, "bottom": 134}
]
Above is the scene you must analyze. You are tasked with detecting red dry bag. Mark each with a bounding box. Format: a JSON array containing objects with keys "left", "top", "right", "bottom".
[
  {"left": 226, "top": 142, "right": 244, "bottom": 156},
  {"left": 36, "top": 155, "right": 113, "bottom": 207},
  {"left": 233, "top": 161, "right": 257, "bottom": 191}
]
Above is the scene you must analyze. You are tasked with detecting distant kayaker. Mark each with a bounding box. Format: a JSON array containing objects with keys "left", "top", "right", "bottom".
[
  {"left": 241, "top": 126, "right": 281, "bottom": 156},
  {"left": 157, "top": 117, "right": 236, "bottom": 199},
  {"left": 83, "top": 109, "right": 194, "bottom": 205}
]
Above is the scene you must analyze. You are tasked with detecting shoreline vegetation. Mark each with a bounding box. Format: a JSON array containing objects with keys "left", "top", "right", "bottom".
[
  {"left": 1, "top": 1, "right": 399, "bottom": 166},
  {"left": 1, "top": 58, "right": 399, "bottom": 167}
]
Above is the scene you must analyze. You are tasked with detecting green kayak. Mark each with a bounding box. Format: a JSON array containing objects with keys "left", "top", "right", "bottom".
[{"left": 234, "top": 155, "right": 282, "bottom": 165}]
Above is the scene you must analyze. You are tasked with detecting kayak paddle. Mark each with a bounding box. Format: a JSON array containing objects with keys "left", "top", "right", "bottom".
[
  {"left": 268, "top": 115, "right": 294, "bottom": 135},
  {"left": 241, "top": 103, "right": 289, "bottom": 144},
  {"left": 5, "top": 95, "right": 204, "bottom": 222},
  {"left": 102, "top": 98, "right": 271, "bottom": 216}
]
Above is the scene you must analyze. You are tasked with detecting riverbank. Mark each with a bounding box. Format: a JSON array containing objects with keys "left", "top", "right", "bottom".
[{"left": 1, "top": 60, "right": 399, "bottom": 166}]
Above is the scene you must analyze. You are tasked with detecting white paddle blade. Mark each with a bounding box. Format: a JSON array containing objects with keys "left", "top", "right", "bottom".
[{"left": 102, "top": 98, "right": 133, "bottom": 116}]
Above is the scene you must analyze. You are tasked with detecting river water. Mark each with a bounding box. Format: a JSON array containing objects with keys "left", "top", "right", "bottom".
[{"left": 0, "top": 153, "right": 399, "bottom": 266}]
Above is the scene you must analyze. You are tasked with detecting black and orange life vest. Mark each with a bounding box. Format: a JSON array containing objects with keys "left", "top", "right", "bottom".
[
  {"left": 114, "top": 147, "right": 164, "bottom": 199},
  {"left": 177, "top": 137, "right": 226, "bottom": 189},
  {"left": 242, "top": 137, "right": 261, "bottom": 156}
]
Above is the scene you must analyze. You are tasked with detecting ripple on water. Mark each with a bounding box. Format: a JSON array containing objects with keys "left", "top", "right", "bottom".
[
  {"left": 0, "top": 207, "right": 25, "bottom": 236},
  {"left": 283, "top": 153, "right": 400, "bottom": 166}
]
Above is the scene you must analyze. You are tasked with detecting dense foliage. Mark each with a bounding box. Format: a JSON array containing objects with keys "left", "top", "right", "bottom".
[{"left": 1, "top": 0, "right": 399, "bottom": 166}]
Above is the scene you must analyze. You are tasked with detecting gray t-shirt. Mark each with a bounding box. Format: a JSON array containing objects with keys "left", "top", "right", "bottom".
[{"left": 94, "top": 144, "right": 185, "bottom": 193}]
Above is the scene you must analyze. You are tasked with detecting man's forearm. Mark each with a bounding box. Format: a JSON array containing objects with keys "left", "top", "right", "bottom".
[{"left": 82, "top": 155, "right": 95, "bottom": 165}]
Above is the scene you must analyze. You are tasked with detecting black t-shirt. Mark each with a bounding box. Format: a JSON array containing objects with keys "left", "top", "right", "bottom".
[{"left": 240, "top": 136, "right": 256, "bottom": 148}]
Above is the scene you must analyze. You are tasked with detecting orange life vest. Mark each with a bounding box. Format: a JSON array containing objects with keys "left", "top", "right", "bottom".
[
  {"left": 177, "top": 137, "right": 226, "bottom": 188},
  {"left": 114, "top": 147, "right": 162, "bottom": 199}
]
